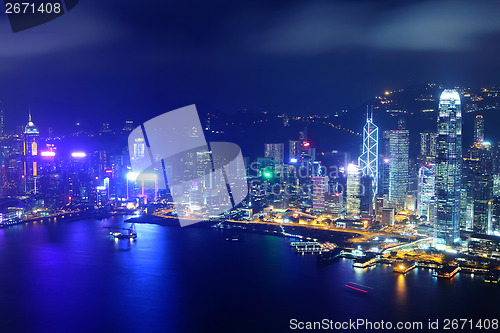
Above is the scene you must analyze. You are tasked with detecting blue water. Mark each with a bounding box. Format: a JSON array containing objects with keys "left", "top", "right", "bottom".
[{"left": 0, "top": 216, "right": 498, "bottom": 333}]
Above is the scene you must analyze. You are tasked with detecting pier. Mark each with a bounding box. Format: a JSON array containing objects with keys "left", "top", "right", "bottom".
[{"left": 393, "top": 261, "right": 416, "bottom": 274}]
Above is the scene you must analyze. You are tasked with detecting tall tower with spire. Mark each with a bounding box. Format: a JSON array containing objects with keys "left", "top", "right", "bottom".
[
  {"left": 358, "top": 107, "right": 379, "bottom": 202},
  {"left": 23, "top": 108, "right": 39, "bottom": 194},
  {"left": 434, "top": 89, "right": 462, "bottom": 248}
]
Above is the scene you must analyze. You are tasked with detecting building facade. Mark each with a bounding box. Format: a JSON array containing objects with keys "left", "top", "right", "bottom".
[{"left": 434, "top": 89, "right": 462, "bottom": 248}]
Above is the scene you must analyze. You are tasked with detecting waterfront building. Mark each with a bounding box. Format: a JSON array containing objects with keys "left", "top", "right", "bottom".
[{"left": 434, "top": 89, "right": 462, "bottom": 248}]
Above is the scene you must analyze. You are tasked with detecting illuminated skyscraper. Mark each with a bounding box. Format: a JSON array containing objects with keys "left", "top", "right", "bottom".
[
  {"left": 473, "top": 115, "right": 484, "bottom": 144},
  {"left": 419, "top": 131, "right": 437, "bottom": 163},
  {"left": 358, "top": 110, "right": 378, "bottom": 202},
  {"left": 434, "top": 89, "right": 462, "bottom": 248},
  {"left": 312, "top": 176, "right": 327, "bottom": 212},
  {"left": 417, "top": 164, "right": 435, "bottom": 221},
  {"left": 346, "top": 163, "right": 361, "bottom": 217},
  {"left": 264, "top": 143, "right": 284, "bottom": 165},
  {"left": 387, "top": 121, "right": 409, "bottom": 209},
  {"left": 23, "top": 111, "right": 39, "bottom": 194},
  {"left": 265, "top": 143, "right": 285, "bottom": 178},
  {"left": 0, "top": 101, "right": 4, "bottom": 136}
]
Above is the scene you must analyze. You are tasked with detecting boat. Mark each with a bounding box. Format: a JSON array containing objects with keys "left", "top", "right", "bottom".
[
  {"left": 226, "top": 235, "right": 241, "bottom": 242},
  {"left": 104, "top": 223, "right": 137, "bottom": 240},
  {"left": 345, "top": 282, "right": 373, "bottom": 293}
]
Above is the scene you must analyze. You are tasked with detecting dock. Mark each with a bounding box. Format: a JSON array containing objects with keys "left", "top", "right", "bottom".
[
  {"left": 353, "top": 254, "right": 378, "bottom": 268},
  {"left": 317, "top": 248, "right": 343, "bottom": 263},
  {"left": 291, "top": 241, "right": 323, "bottom": 254},
  {"left": 393, "top": 261, "right": 416, "bottom": 274},
  {"left": 436, "top": 265, "right": 459, "bottom": 279}
]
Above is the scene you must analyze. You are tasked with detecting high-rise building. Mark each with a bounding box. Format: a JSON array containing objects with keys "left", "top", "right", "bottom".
[
  {"left": 100, "top": 122, "right": 111, "bottom": 133},
  {"left": 122, "top": 120, "right": 134, "bottom": 133},
  {"left": 312, "top": 176, "right": 327, "bottom": 212},
  {"left": 346, "top": 163, "right": 361, "bottom": 217},
  {"left": 419, "top": 131, "right": 437, "bottom": 162},
  {"left": 464, "top": 140, "right": 494, "bottom": 235},
  {"left": 23, "top": 111, "right": 39, "bottom": 194},
  {"left": 289, "top": 140, "right": 301, "bottom": 162},
  {"left": 359, "top": 175, "right": 373, "bottom": 216},
  {"left": 434, "top": 89, "right": 462, "bottom": 248},
  {"left": 472, "top": 175, "right": 493, "bottom": 234},
  {"left": 0, "top": 102, "right": 4, "bottom": 136},
  {"left": 358, "top": 110, "right": 378, "bottom": 202},
  {"left": 387, "top": 122, "right": 409, "bottom": 209},
  {"left": 473, "top": 115, "right": 484, "bottom": 144},
  {"left": 264, "top": 143, "right": 285, "bottom": 165},
  {"left": 417, "top": 164, "right": 435, "bottom": 222}
]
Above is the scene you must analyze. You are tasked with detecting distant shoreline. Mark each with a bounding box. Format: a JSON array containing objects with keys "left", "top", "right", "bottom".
[{"left": 125, "top": 214, "right": 363, "bottom": 247}]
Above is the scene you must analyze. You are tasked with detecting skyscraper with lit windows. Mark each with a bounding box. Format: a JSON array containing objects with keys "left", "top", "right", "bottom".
[
  {"left": 417, "top": 164, "right": 435, "bottom": 221},
  {"left": 473, "top": 115, "right": 484, "bottom": 144},
  {"left": 434, "top": 89, "right": 462, "bottom": 248},
  {"left": 387, "top": 121, "right": 409, "bottom": 209},
  {"left": 346, "top": 163, "right": 361, "bottom": 217},
  {"left": 23, "top": 111, "right": 39, "bottom": 194}
]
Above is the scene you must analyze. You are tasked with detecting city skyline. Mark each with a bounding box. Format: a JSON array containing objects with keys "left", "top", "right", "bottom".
[
  {"left": 2, "top": 1, "right": 500, "bottom": 129},
  {"left": 2, "top": 2, "right": 500, "bottom": 332}
]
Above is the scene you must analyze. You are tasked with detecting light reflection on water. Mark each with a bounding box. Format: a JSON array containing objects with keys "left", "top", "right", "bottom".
[{"left": 0, "top": 216, "right": 498, "bottom": 332}]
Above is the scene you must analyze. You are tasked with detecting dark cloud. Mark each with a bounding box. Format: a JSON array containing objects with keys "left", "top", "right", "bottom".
[
  {"left": 250, "top": 0, "right": 500, "bottom": 55},
  {"left": 0, "top": 5, "right": 125, "bottom": 60}
]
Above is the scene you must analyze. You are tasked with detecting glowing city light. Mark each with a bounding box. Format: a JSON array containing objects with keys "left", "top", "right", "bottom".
[
  {"left": 347, "top": 163, "right": 359, "bottom": 174},
  {"left": 126, "top": 172, "right": 137, "bottom": 181},
  {"left": 290, "top": 158, "right": 298, "bottom": 163},
  {"left": 303, "top": 142, "right": 310, "bottom": 147},
  {"left": 40, "top": 151, "right": 55, "bottom": 157},
  {"left": 71, "top": 152, "right": 86, "bottom": 158},
  {"left": 126, "top": 202, "right": 136, "bottom": 210}
]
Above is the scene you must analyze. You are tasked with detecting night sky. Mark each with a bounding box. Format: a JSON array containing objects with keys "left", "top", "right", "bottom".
[{"left": 1, "top": 0, "right": 500, "bottom": 132}]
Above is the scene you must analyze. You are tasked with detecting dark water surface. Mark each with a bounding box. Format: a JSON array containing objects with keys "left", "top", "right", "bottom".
[{"left": 0, "top": 216, "right": 498, "bottom": 333}]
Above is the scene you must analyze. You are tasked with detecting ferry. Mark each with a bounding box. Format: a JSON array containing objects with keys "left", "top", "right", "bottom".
[
  {"left": 225, "top": 235, "right": 241, "bottom": 242},
  {"left": 436, "top": 265, "right": 459, "bottom": 279},
  {"left": 104, "top": 223, "right": 137, "bottom": 240},
  {"left": 345, "top": 282, "right": 373, "bottom": 294}
]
